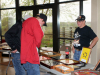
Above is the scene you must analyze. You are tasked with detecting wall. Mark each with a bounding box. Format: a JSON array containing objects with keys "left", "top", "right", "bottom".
[{"left": 91, "top": 0, "right": 100, "bottom": 65}]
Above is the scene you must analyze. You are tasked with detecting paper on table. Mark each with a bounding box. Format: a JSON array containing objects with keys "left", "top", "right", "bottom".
[{"left": 58, "top": 66, "right": 70, "bottom": 70}]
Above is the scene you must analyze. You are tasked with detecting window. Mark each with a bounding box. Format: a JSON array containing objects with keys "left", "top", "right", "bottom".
[
  {"left": 36, "top": 0, "right": 54, "bottom": 5},
  {"left": 19, "top": 0, "right": 34, "bottom": 6},
  {"left": 22, "top": 10, "right": 33, "bottom": 18},
  {"left": 1, "top": 9, "right": 16, "bottom": 40},
  {"left": 83, "top": 0, "right": 91, "bottom": 26},
  {"left": 59, "top": 0, "right": 70, "bottom": 2},
  {"left": 59, "top": 2, "right": 79, "bottom": 46},
  {"left": 1, "top": 0, "right": 15, "bottom": 8},
  {"left": 39, "top": 8, "right": 53, "bottom": 48}
]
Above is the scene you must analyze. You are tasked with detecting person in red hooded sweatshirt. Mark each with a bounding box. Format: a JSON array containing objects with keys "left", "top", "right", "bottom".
[{"left": 20, "top": 13, "right": 47, "bottom": 75}]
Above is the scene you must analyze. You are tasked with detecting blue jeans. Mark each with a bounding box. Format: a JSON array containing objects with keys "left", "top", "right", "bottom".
[
  {"left": 23, "top": 62, "right": 40, "bottom": 75},
  {"left": 11, "top": 53, "right": 26, "bottom": 75},
  {"left": 73, "top": 49, "right": 82, "bottom": 61}
]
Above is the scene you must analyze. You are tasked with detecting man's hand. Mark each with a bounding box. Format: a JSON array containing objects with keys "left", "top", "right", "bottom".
[
  {"left": 11, "top": 49, "right": 18, "bottom": 53},
  {"left": 89, "top": 37, "right": 99, "bottom": 49}
]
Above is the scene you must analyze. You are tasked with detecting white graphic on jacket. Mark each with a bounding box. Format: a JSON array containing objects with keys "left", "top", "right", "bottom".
[{"left": 73, "top": 32, "right": 81, "bottom": 47}]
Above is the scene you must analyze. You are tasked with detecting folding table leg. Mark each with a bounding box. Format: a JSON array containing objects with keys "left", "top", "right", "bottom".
[{"left": 6, "top": 51, "right": 11, "bottom": 75}]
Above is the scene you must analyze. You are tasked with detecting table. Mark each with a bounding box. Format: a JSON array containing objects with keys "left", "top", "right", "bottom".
[
  {"left": 39, "top": 50, "right": 95, "bottom": 75},
  {"left": 0, "top": 52, "right": 2, "bottom": 62},
  {"left": 0, "top": 42, "right": 12, "bottom": 75},
  {"left": 0, "top": 50, "right": 12, "bottom": 75},
  {"left": 40, "top": 63, "right": 95, "bottom": 75},
  {"left": 0, "top": 46, "right": 3, "bottom": 62}
]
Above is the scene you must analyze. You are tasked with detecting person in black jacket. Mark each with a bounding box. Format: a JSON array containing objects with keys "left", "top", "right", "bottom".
[{"left": 5, "top": 15, "right": 31, "bottom": 75}]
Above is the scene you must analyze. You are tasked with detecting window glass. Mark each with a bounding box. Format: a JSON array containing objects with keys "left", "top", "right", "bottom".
[
  {"left": 39, "top": 8, "right": 53, "bottom": 48},
  {"left": 59, "top": 0, "right": 70, "bottom": 2},
  {"left": 83, "top": 0, "right": 91, "bottom": 26},
  {"left": 59, "top": 2, "right": 79, "bottom": 48},
  {"left": 36, "top": 0, "right": 54, "bottom": 5},
  {"left": 1, "top": 9, "right": 16, "bottom": 41},
  {"left": 19, "top": 0, "right": 34, "bottom": 6},
  {"left": 60, "top": 2, "right": 79, "bottom": 38},
  {"left": 22, "top": 10, "right": 33, "bottom": 18},
  {"left": 60, "top": 39, "right": 73, "bottom": 47},
  {"left": 1, "top": 0, "right": 15, "bottom": 8},
  {"left": 39, "top": 9, "right": 52, "bottom": 34}
]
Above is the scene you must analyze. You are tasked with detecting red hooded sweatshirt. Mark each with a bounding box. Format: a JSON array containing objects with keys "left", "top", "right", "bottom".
[{"left": 20, "top": 17, "right": 43, "bottom": 64}]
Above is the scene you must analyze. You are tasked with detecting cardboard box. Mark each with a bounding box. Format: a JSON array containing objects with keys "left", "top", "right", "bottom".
[{"left": 53, "top": 64, "right": 74, "bottom": 74}]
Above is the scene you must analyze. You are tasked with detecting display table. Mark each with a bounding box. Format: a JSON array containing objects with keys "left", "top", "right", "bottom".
[
  {"left": 0, "top": 52, "right": 2, "bottom": 62},
  {"left": 40, "top": 63, "right": 95, "bottom": 75},
  {"left": 39, "top": 50, "right": 95, "bottom": 75},
  {"left": 0, "top": 49, "right": 12, "bottom": 75},
  {"left": 0, "top": 42, "right": 12, "bottom": 75}
]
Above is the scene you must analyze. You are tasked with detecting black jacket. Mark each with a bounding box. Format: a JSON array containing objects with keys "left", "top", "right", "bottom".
[{"left": 5, "top": 20, "right": 22, "bottom": 52}]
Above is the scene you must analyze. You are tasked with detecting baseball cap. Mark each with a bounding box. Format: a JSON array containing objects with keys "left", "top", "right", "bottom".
[
  {"left": 75, "top": 15, "right": 85, "bottom": 21},
  {"left": 23, "top": 15, "right": 32, "bottom": 20},
  {"left": 36, "top": 13, "right": 47, "bottom": 26}
]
